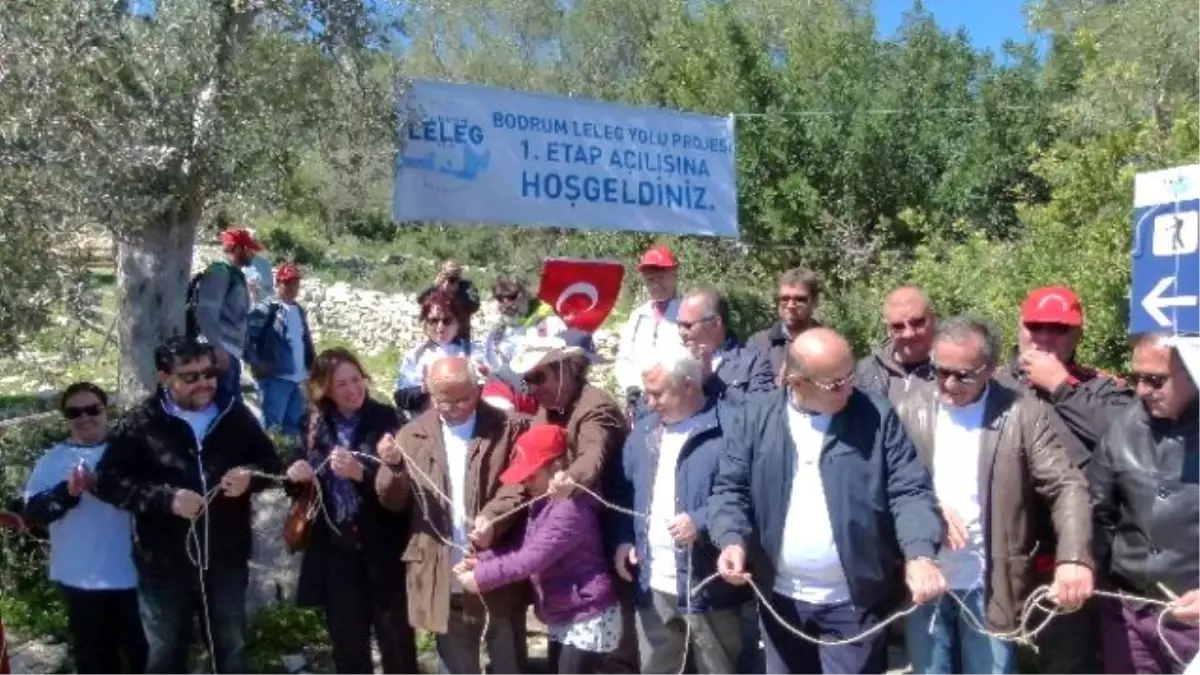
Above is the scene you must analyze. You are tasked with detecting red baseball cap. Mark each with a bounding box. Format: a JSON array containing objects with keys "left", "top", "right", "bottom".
[
  {"left": 637, "top": 245, "right": 677, "bottom": 271},
  {"left": 275, "top": 262, "right": 302, "bottom": 283},
  {"left": 220, "top": 227, "right": 262, "bottom": 252},
  {"left": 499, "top": 425, "right": 567, "bottom": 485},
  {"left": 1021, "top": 286, "right": 1084, "bottom": 327}
]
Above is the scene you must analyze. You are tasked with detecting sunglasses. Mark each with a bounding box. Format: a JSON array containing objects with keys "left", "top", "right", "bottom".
[
  {"left": 425, "top": 316, "right": 455, "bottom": 327},
  {"left": 778, "top": 294, "right": 810, "bottom": 305},
  {"left": 934, "top": 364, "right": 989, "bottom": 385},
  {"left": 888, "top": 316, "right": 929, "bottom": 333},
  {"left": 523, "top": 370, "right": 548, "bottom": 387},
  {"left": 1129, "top": 373, "right": 1169, "bottom": 390},
  {"left": 1024, "top": 322, "right": 1071, "bottom": 336},
  {"left": 494, "top": 293, "right": 519, "bottom": 302},
  {"left": 63, "top": 404, "right": 103, "bottom": 420},
  {"left": 176, "top": 368, "right": 220, "bottom": 384}
]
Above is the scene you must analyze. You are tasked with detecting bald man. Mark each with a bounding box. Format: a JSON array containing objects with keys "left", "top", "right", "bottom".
[
  {"left": 856, "top": 285, "right": 938, "bottom": 403},
  {"left": 709, "top": 328, "right": 946, "bottom": 675},
  {"left": 375, "top": 356, "right": 529, "bottom": 674}
]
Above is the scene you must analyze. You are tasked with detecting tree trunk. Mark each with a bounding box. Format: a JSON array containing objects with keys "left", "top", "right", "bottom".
[{"left": 115, "top": 210, "right": 199, "bottom": 405}]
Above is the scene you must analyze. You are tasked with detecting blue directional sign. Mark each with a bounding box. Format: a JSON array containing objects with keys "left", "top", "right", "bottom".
[{"left": 1130, "top": 165, "right": 1200, "bottom": 335}]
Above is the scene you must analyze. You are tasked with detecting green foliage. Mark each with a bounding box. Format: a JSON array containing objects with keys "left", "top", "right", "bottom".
[
  {"left": 246, "top": 605, "right": 329, "bottom": 673},
  {"left": 0, "top": 416, "right": 70, "bottom": 640}
]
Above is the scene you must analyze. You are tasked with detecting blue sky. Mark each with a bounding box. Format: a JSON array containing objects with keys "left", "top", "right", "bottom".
[{"left": 875, "top": 0, "right": 1035, "bottom": 53}]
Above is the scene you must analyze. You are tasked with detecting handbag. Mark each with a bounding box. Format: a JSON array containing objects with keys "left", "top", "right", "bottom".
[{"left": 283, "top": 480, "right": 317, "bottom": 553}]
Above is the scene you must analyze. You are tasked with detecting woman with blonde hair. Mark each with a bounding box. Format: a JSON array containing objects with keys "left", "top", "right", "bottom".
[{"left": 285, "top": 348, "right": 417, "bottom": 673}]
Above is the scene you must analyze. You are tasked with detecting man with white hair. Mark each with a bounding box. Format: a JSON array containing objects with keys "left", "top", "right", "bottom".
[{"left": 607, "top": 346, "right": 746, "bottom": 673}]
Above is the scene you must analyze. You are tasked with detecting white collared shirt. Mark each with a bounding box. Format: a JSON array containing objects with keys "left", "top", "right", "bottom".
[
  {"left": 441, "top": 411, "right": 476, "bottom": 592},
  {"left": 775, "top": 399, "right": 850, "bottom": 604},
  {"left": 933, "top": 387, "right": 989, "bottom": 590},
  {"left": 614, "top": 297, "right": 683, "bottom": 392}
]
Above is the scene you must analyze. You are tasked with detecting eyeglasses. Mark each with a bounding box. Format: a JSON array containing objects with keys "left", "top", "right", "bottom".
[
  {"left": 63, "top": 404, "right": 103, "bottom": 420},
  {"left": 888, "top": 316, "right": 929, "bottom": 333},
  {"left": 524, "top": 370, "right": 548, "bottom": 387},
  {"left": 1129, "top": 373, "right": 1169, "bottom": 390},
  {"left": 494, "top": 293, "right": 519, "bottom": 302},
  {"left": 176, "top": 368, "right": 220, "bottom": 384},
  {"left": 787, "top": 372, "right": 854, "bottom": 392},
  {"left": 934, "top": 363, "right": 990, "bottom": 385},
  {"left": 778, "top": 294, "right": 811, "bottom": 305},
  {"left": 425, "top": 316, "right": 455, "bottom": 327},
  {"left": 1024, "top": 322, "right": 1071, "bottom": 336},
  {"left": 677, "top": 316, "right": 714, "bottom": 331}
]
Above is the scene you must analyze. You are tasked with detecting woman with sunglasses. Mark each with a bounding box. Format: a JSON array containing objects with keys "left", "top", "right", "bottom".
[
  {"left": 23, "top": 382, "right": 147, "bottom": 673},
  {"left": 394, "top": 290, "right": 481, "bottom": 417}
]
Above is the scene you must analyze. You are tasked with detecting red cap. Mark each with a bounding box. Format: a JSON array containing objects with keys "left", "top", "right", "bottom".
[
  {"left": 220, "top": 227, "right": 262, "bottom": 252},
  {"left": 637, "top": 245, "right": 677, "bottom": 270},
  {"left": 275, "top": 262, "right": 302, "bottom": 283},
  {"left": 499, "top": 425, "right": 567, "bottom": 485},
  {"left": 1021, "top": 286, "right": 1084, "bottom": 327},
  {"left": 481, "top": 380, "right": 517, "bottom": 411}
]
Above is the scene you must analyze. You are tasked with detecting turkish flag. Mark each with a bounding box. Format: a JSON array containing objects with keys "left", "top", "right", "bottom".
[{"left": 537, "top": 258, "right": 625, "bottom": 333}]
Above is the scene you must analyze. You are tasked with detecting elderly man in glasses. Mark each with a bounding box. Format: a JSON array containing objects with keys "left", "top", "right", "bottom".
[
  {"left": 892, "top": 316, "right": 1094, "bottom": 674},
  {"left": 95, "top": 336, "right": 282, "bottom": 674},
  {"left": 709, "top": 327, "right": 947, "bottom": 675},
  {"left": 1090, "top": 332, "right": 1200, "bottom": 674},
  {"left": 856, "top": 285, "right": 939, "bottom": 403}
]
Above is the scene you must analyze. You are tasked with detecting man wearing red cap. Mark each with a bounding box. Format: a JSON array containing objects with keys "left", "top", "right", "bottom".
[
  {"left": 615, "top": 245, "right": 685, "bottom": 411},
  {"left": 244, "top": 263, "right": 315, "bottom": 437},
  {"left": 185, "top": 226, "right": 261, "bottom": 403},
  {"left": 997, "top": 284, "right": 1134, "bottom": 674}
]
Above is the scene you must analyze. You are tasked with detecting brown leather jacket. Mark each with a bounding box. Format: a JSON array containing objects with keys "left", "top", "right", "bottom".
[
  {"left": 375, "top": 402, "right": 530, "bottom": 634},
  {"left": 534, "top": 383, "right": 627, "bottom": 492},
  {"left": 894, "top": 379, "right": 1093, "bottom": 630}
]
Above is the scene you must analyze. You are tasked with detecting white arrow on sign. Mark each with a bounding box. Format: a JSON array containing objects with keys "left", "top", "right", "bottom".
[{"left": 1142, "top": 276, "right": 1199, "bottom": 327}]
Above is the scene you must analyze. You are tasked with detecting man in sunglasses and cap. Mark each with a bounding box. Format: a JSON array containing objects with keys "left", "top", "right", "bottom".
[
  {"left": 996, "top": 284, "right": 1134, "bottom": 673},
  {"left": 893, "top": 316, "right": 1094, "bottom": 674},
  {"left": 509, "top": 329, "right": 639, "bottom": 672}
]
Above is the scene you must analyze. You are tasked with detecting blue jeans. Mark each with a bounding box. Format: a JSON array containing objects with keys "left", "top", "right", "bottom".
[
  {"left": 258, "top": 378, "right": 305, "bottom": 436},
  {"left": 138, "top": 565, "right": 248, "bottom": 674},
  {"left": 905, "top": 589, "right": 1015, "bottom": 674}
]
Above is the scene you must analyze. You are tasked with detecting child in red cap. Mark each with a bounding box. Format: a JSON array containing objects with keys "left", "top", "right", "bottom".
[{"left": 454, "top": 424, "right": 621, "bottom": 673}]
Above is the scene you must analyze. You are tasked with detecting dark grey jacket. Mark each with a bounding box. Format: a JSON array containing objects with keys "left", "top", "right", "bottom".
[{"left": 854, "top": 342, "right": 935, "bottom": 404}]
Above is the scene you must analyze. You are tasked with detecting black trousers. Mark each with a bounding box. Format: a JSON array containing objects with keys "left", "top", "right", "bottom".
[
  {"left": 324, "top": 546, "right": 418, "bottom": 674},
  {"left": 60, "top": 585, "right": 147, "bottom": 674},
  {"left": 558, "top": 644, "right": 607, "bottom": 673}
]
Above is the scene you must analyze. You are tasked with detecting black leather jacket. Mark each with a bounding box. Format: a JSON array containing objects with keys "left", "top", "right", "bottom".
[{"left": 1088, "top": 400, "right": 1199, "bottom": 601}]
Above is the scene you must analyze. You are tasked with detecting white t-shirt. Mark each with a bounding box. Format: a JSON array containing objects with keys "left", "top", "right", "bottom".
[
  {"left": 775, "top": 405, "right": 851, "bottom": 604},
  {"left": 23, "top": 442, "right": 137, "bottom": 590},
  {"left": 933, "top": 389, "right": 989, "bottom": 590},
  {"left": 395, "top": 341, "right": 481, "bottom": 390},
  {"left": 648, "top": 415, "right": 702, "bottom": 595},
  {"left": 280, "top": 302, "right": 307, "bottom": 382},
  {"left": 442, "top": 412, "right": 476, "bottom": 593}
]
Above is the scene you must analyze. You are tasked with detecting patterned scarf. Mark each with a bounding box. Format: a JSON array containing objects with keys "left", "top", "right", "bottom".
[{"left": 319, "top": 410, "right": 361, "bottom": 524}]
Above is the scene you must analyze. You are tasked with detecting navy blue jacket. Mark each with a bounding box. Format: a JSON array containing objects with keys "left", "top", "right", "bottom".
[
  {"left": 709, "top": 338, "right": 777, "bottom": 403},
  {"left": 606, "top": 399, "right": 746, "bottom": 612},
  {"left": 708, "top": 387, "right": 942, "bottom": 615}
]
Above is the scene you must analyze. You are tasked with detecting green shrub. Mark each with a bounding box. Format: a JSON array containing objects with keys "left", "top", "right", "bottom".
[{"left": 0, "top": 415, "right": 70, "bottom": 640}]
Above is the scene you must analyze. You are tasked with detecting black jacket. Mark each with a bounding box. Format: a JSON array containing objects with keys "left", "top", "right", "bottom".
[
  {"left": 746, "top": 321, "right": 820, "bottom": 380},
  {"left": 293, "top": 398, "right": 411, "bottom": 610},
  {"left": 95, "top": 390, "right": 283, "bottom": 578},
  {"left": 1089, "top": 401, "right": 1199, "bottom": 601}
]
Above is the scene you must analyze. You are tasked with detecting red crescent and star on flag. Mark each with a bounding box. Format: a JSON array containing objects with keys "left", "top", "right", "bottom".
[{"left": 536, "top": 258, "right": 625, "bottom": 333}]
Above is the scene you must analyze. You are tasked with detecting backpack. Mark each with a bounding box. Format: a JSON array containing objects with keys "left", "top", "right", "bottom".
[{"left": 185, "top": 261, "right": 246, "bottom": 340}]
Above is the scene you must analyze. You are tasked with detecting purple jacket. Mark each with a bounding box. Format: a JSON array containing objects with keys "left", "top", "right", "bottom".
[{"left": 473, "top": 494, "right": 616, "bottom": 626}]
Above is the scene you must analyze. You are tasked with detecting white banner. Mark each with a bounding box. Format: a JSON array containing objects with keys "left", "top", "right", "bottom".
[{"left": 393, "top": 79, "right": 739, "bottom": 238}]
